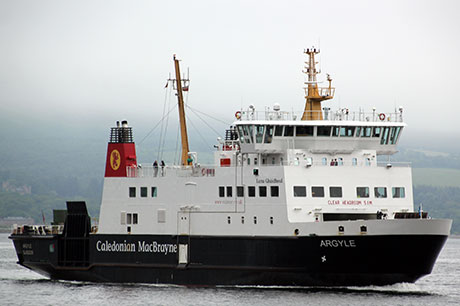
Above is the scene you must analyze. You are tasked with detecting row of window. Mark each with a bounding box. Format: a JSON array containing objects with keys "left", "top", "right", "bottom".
[
  {"left": 129, "top": 187, "right": 158, "bottom": 198},
  {"left": 219, "top": 185, "right": 280, "bottom": 198},
  {"left": 237, "top": 125, "right": 402, "bottom": 145},
  {"left": 227, "top": 215, "right": 274, "bottom": 225},
  {"left": 293, "top": 186, "right": 406, "bottom": 198}
]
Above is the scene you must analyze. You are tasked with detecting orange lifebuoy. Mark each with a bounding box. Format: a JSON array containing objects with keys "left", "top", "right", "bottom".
[
  {"left": 235, "top": 111, "right": 242, "bottom": 119},
  {"left": 378, "top": 113, "right": 386, "bottom": 121}
]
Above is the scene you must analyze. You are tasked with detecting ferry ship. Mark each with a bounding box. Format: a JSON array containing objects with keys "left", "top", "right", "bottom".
[{"left": 9, "top": 50, "right": 452, "bottom": 286}]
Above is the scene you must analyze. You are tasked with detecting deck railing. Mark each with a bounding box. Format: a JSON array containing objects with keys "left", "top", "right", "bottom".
[
  {"left": 237, "top": 109, "right": 404, "bottom": 123},
  {"left": 126, "top": 161, "right": 410, "bottom": 177}
]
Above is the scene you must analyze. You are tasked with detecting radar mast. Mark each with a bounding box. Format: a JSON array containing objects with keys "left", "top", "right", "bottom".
[{"left": 301, "top": 47, "right": 335, "bottom": 120}]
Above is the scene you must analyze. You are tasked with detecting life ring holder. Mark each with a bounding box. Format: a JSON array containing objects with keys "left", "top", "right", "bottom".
[
  {"left": 378, "top": 113, "right": 386, "bottom": 121},
  {"left": 235, "top": 111, "right": 242, "bottom": 120}
]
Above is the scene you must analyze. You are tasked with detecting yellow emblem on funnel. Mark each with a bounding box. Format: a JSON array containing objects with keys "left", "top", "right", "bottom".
[{"left": 110, "top": 149, "right": 121, "bottom": 171}]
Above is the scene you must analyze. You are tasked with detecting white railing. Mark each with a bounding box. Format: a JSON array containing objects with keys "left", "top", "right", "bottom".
[
  {"left": 127, "top": 165, "right": 217, "bottom": 178},
  {"left": 237, "top": 109, "right": 404, "bottom": 123},
  {"left": 126, "top": 161, "right": 411, "bottom": 177}
]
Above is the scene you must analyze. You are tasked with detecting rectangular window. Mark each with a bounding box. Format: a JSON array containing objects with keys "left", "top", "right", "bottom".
[
  {"left": 242, "top": 125, "right": 252, "bottom": 143},
  {"left": 248, "top": 186, "right": 256, "bottom": 197},
  {"left": 381, "top": 127, "right": 390, "bottom": 145},
  {"left": 330, "top": 186, "right": 342, "bottom": 197},
  {"left": 271, "top": 186, "right": 279, "bottom": 197},
  {"left": 392, "top": 187, "right": 406, "bottom": 198},
  {"left": 344, "top": 126, "right": 355, "bottom": 137},
  {"left": 355, "top": 127, "right": 361, "bottom": 137},
  {"left": 255, "top": 125, "right": 265, "bottom": 143},
  {"left": 219, "top": 186, "right": 225, "bottom": 197},
  {"left": 133, "top": 213, "right": 138, "bottom": 225},
  {"left": 121, "top": 212, "right": 126, "bottom": 225},
  {"left": 152, "top": 187, "right": 158, "bottom": 197},
  {"left": 362, "top": 127, "right": 372, "bottom": 137},
  {"left": 312, "top": 186, "right": 325, "bottom": 197},
  {"left": 157, "top": 209, "right": 166, "bottom": 223},
  {"left": 374, "top": 187, "right": 387, "bottom": 198},
  {"left": 317, "top": 126, "right": 332, "bottom": 137},
  {"left": 390, "top": 127, "right": 401, "bottom": 145},
  {"left": 127, "top": 213, "right": 132, "bottom": 224},
  {"left": 296, "top": 126, "right": 314, "bottom": 136},
  {"left": 129, "top": 187, "right": 136, "bottom": 198},
  {"left": 357, "top": 187, "right": 370, "bottom": 198},
  {"left": 284, "top": 125, "right": 294, "bottom": 136},
  {"left": 237, "top": 186, "right": 244, "bottom": 197},
  {"left": 274, "top": 126, "right": 283, "bottom": 136},
  {"left": 332, "top": 126, "right": 340, "bottom": 137},
  {"left": 237, "top": 125, "right": 245, "bottom": 143},
  {"left": 293, "top": 186, "right": 306, "bottom": 197},
  {"left": 264, "top": 125, "right": 274, "bottom": 143},
  {"left": 140, "top": 187, "right": 147, "bottom": 197},
  {"left": 226, "top": 186, "right": 232, "bottom": 197},
  {"left": 373, "top": 127, "right": 381, "bottom": 138},
  {"left": 259, "top": 186, "right": 267, "bottom": 197}
]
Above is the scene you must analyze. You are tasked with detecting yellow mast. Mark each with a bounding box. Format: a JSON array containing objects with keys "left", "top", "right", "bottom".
[
  {"left": 301, "top": 47, "right": 335, "bottom": 120},
  {"left": 173, "top": 55, "right": 191, "bottom": 166}
]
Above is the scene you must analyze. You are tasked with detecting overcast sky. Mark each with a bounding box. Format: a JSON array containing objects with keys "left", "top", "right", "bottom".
[{"left": 1, "top": 0, "right": 459, "bottom": 135}]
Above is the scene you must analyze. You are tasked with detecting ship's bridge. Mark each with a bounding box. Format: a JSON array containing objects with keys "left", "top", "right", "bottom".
[{"left": 234, "top": 108, "right": 405, "bottom": 156}]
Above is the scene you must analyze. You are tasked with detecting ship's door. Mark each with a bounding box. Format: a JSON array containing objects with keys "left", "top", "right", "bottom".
[
  {"left": 177, "top": 182, "right": 195, "bottom": 265},
  {"left": 177, "top": 211, "right": 190, "bottom": 265}
]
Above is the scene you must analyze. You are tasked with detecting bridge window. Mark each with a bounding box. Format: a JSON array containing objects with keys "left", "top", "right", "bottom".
[
  {"left": 293, "top": 186, "right": 307, "bottom": 197},
  {"left": 332, "top": 126, "right": 340, "bottom": 137},
  {"left": 381, "top": 127, "right": 390, "bottom": 145},
  {"left": 255, "top": 125, "right": 265, "bottom": 143},
  {"left": 352, "top": 158, "right": 358, "bottom": 166},
  {"left": 271, "top": 186, "right": 279, "bottom": 197},
  {"left": 296, "top": 126, "right": 314, "bottom": 136},
  {"left": 237, "top": 126, "right": 245, "bottom": 143},
  {"left": 259, "top": 186, "right": 267, "bottom": 197},
  {"left": 338, "top": 157, "right": 344, "bottom": 166},
  {"left": 322, "top": 157, "right": 328, "bottom": 165},
  {"left": 152, "top": 187, "right": 158, "bottom": 197},
  {"left": 361, "top": 127, "right": 372, "bottom": 137},
  {"left": 374, "top": 187, "right": 387, "bottom": 198},
  {"left": 317, "top": 126, "right": 332, "bottom": 137},
  {"left": 312, "top": 186, "right": 325, "bottom": 197},
  {"left": 357, "top": 187, "right": 370, "bottom": 198},
  {"left": 342, "top": 126, "right": 355, "bottom": 137},
  {"left": 274, "top": 125, "right": 283, "bottom": 136},
  {"left": 264, "top": 125, "right": 274, "bottom": 143},
  {"left": 284, "top": 125, "right": 294, "bottom": 137},
  {"left": 355, "top": 127, "right": 361, "bottom": 137},
  {"left": 390, "top": 127, "right": 401, "bottom": 145},
  {"left": 373, "top": 127, "right": 381, "bottom": 138},
  {"left": 392, "top": 187, "right": 405, "bottom": 198},
  {"left": 330, "top": 186, "right": 343, "bottom": 197},
  {"left": 140, "top": 187, "right": 147, "bottom": 197},
  {"left": 129, "top": 187, "right": 136, "bottom": 198},
  {"left": 242, "top": 125, "right": 253, "bottom": 143}
]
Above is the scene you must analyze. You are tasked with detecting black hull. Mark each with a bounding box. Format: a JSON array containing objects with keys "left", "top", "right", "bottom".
[{"left": 10, "top": 234, "right": 448, "bottom": 286}]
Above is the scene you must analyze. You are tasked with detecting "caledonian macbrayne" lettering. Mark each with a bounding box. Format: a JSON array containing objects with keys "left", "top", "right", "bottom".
[{"left": 96, "top": 240, "right": 178, "bottom": 254}]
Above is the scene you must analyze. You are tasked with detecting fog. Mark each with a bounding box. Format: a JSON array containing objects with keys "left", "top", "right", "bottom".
[{"left": 1, "top": 0, "right": 459, "bottom": 137}]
